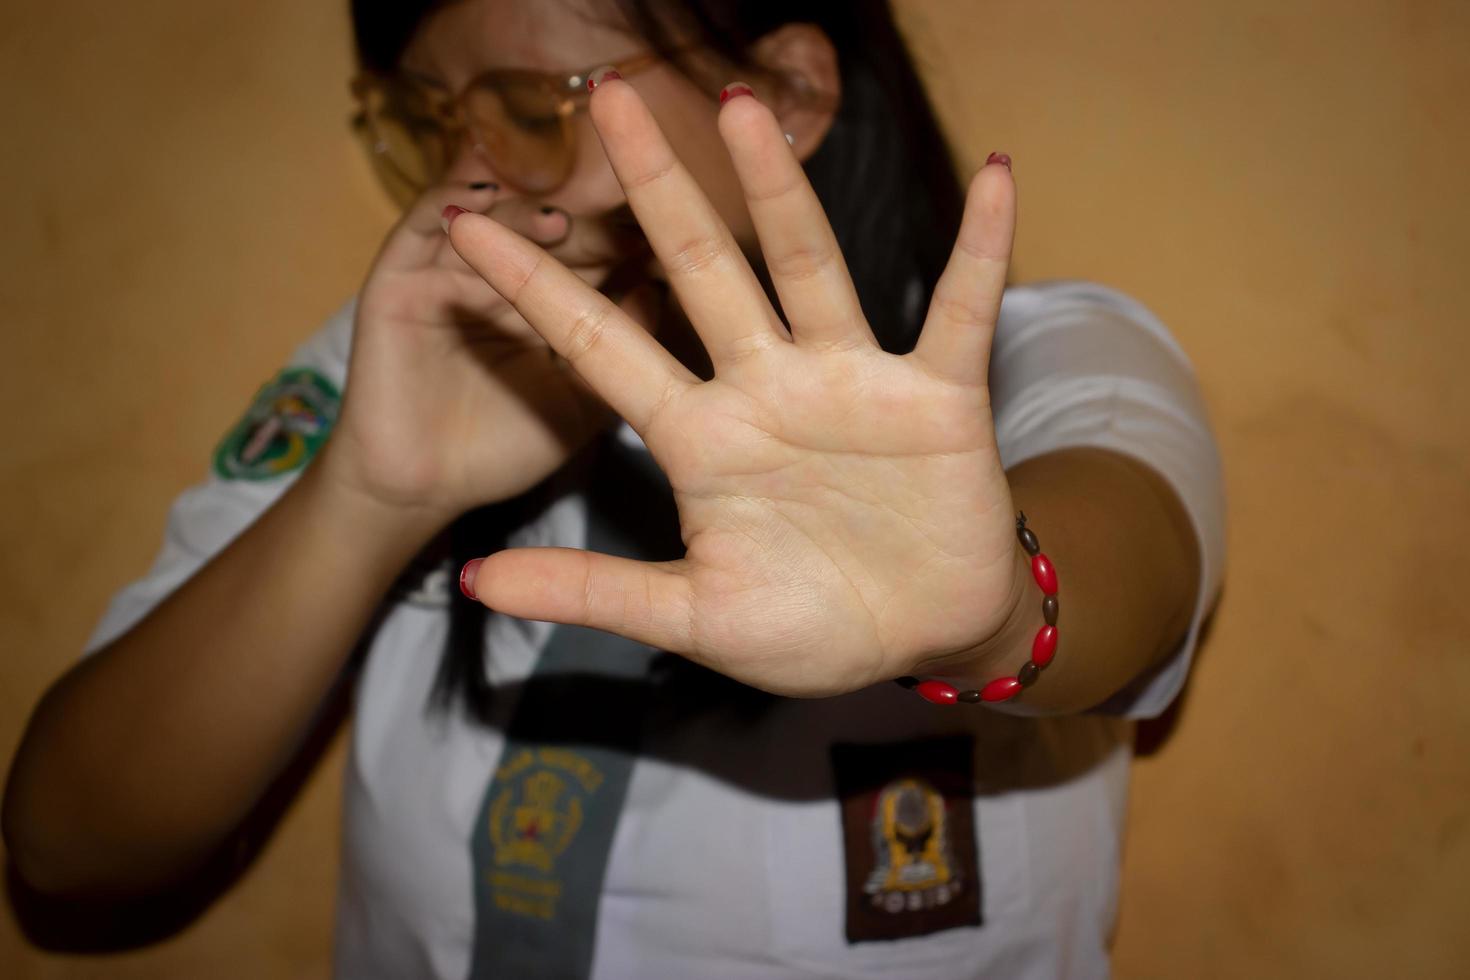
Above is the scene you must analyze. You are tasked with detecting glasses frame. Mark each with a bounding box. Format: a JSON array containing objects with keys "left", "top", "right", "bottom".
[{"left": 351, "top": 51, "right": 667, "bottom": 199}]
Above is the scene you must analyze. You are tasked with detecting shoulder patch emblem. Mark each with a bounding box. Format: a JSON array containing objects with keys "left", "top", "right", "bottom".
[{"left": 213, "top": 367, "right": 340, "bottom": 481}]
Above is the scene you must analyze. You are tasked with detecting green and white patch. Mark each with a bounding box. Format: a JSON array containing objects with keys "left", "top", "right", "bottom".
[{"left": 213, "top": 367, "right": 340, "bottom": 481}]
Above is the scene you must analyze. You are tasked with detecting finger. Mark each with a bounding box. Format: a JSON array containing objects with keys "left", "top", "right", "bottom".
[
  {"left": 411, "top": 258, "right": 634, "bottom": 343},
  {"left": 406, "top": 267, "right": 534, "bottom": 334},
  {"left": 496, "top": 199, "right": 574, "bottom": 249},
  {"left": 553, "top": 280, "right": 668, "bottom": 429},
  {"left": 436, "top": 113, "right": 651, "bottom": 266},
  {"left": 910, "top": 157, "right": 1017, "bottom": 384},
  {"left": 718, "top": 87, "right": 872, "bottom": 351},
  {"left": 375, "top": 182, "right": 501, "bottom": 274},
  {"left": 377, "top": 185, "right": 612, "bottom": 277},
  {"left": 468, "top": 547, "right": 694, "bottom": 655},
  {"left": 433, "top": 204, "right": 653, "bottom": 289},
  {"left": 446, "top": 211, "right": 696, "bottom": 433},
  {"left": 588, "top": 75, "right": 787, "bottom": 369},
  {"left": 533, "top": 204, "right": 652, "bottom": 270},
  {"left": 411, "top": 270, "right": 660, "bottom": 441}
]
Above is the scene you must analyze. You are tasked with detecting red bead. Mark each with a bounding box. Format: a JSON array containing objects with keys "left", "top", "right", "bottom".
[
  {"left": 980, "top": 677, "right": 1023, "bottom": 702},
  {"left": 1031, "top": 553, "right": 1058, "bottom": 595},
  {"left": 1031, "top": 625, "right": 1058, "bottom": 667},
  {"left": 915, "top": 680, "right": 960, "bottom": 705}
]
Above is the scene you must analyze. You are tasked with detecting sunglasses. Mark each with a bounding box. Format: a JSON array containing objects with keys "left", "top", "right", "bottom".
[{"left": 350, "top": 52, "right": 670, "bottom": 203}]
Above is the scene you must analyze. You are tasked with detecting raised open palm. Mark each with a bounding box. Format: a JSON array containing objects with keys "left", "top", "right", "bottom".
[{"left": 447, "top": 76, "right": 1020, "bottom": 697}]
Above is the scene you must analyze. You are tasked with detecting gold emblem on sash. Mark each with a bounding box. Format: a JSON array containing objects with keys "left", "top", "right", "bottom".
[{"left": 486, "top": 748, "right": 604, "bottom": 920}]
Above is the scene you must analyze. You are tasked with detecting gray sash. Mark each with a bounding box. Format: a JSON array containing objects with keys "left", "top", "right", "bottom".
[{"left": 467, "top": 432, "right": 681, "bottom": 979}]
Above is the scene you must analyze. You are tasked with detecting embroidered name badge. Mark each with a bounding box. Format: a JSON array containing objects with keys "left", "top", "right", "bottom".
[
  {"left": 831, "top": 735, "right": 982, "bottom": 943},
  {"left": 213, "top": 367, "right": 339, "bottom": 481},
  {"left": 485, "top": 747, "right": 604, "bottom": 921}
]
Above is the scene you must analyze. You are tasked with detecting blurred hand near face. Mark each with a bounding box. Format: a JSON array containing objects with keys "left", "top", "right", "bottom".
[{"left": 322, "top": 183, "right": 660, "bottom": 523}]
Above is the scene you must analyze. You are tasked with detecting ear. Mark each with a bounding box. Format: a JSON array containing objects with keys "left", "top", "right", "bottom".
[{"left": 747, "top": 24, "right": 841, "bottom": 163}]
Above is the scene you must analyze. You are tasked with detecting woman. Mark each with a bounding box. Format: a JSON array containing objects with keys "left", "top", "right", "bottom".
[{"left": 3, "top": 1, "right": 1225, "bottom": 976}]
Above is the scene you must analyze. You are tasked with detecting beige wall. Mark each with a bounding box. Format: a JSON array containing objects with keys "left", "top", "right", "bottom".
[{"left": 2, "top": 0, "right": 1466, "bottom": 976}]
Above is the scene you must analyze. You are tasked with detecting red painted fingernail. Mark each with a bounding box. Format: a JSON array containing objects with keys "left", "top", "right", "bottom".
[
  {"left": 719, "top": 82, "right": 755, "bottom": 105},
  {"left": 985, "top": 151, "right": 1012, "bottom": 171},
  {"left": 441, "top": 204, "right": 467, "bottom": 234},
  {"left": 459, "top": 558, "right": 484, "bottom": 600},
  {"left": 587, "top": 66, "right": 621, "bottom": 91}
]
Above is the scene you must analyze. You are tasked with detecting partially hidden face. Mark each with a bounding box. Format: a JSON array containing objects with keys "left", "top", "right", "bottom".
[{"left": 394, "top": 0, "right": 840, "bottom": 267}]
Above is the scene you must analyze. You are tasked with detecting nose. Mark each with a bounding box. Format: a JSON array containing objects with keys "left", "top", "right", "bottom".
[
  {"left": 436, "top": 136, "right": 574, "bottom": 247},
  {"left": 441, "top": 130, "right": 510, "bottom": 194}
]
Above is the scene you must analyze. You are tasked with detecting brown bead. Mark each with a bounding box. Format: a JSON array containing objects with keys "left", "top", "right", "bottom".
[
  {"left": 1018, "top": 661, "right": 1040, "bottom": 687},
  {"left": 1043, "top": 594, "right": 1058, "bottom": 625},
  {"left": 958, "top": 689, "right": 982, "bottom": 703},
  {"left": 1017, "top": 526, "right": 1041, "bottom": 556}
]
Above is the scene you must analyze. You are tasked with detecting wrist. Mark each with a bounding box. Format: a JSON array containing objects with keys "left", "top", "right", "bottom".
[
  {"left": 308, "top": 436, "right": 452, "bottom": 556},
  {"left": 917, "top": 548, "right": 1039, "bottom": 687}
]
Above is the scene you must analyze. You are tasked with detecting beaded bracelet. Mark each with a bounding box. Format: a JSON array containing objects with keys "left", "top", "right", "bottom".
[{"left": 894, "top": 512, "right": 1059, "bottom": 704}]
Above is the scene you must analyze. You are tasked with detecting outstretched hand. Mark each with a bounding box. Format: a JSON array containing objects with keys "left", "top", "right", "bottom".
[{"left": 447, "top": 76, "right": 1020, "bottom": 698}]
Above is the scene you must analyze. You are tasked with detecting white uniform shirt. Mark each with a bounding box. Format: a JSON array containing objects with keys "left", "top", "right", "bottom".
[{"left": 83, "top": 282, "right": 1226, "bottom": 979}]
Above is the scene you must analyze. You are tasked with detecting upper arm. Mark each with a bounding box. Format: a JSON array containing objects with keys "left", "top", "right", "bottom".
[{"left": 989, "top": 281, "right": 1226, "bottom": 719}]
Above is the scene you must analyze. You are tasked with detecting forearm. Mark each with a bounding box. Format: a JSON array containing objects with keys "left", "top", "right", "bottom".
[
  {"left": 925, "top": 447, "right": 1200, "bottom": 715},
  {"left": 2, "top": 438, "right": 445, "bottom": 896}
]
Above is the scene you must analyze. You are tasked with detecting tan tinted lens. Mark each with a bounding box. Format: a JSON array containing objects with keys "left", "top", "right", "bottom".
[
  {"left": 361, "top": 81, "right": 446, "bottom": 191},
  {"left": 462, "top": 77, "right": 573, "bottom": 194}
]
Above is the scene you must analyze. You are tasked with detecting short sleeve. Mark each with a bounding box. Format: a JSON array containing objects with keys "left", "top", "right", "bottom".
[
  {"left": 82, "top": 298, "right": 357, "bottom": 656},
  {"left": 989, "top": 281, "right": 1226, "bottom": 720}
]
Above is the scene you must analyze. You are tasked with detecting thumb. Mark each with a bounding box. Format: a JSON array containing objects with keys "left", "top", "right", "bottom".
[{"left": 463, "top": 547, "right": 694, "bottom": 653}]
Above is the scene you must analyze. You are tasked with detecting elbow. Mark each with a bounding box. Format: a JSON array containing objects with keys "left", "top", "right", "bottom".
[
  {"left": 4, "top": 700, "right": 221, "bottom": 902},
  {"left": 3, "top": 756, "right": 84, "bottom": 899},
  {"left": 4, "top": 829, "right": 74, "bottom": 902},
  {"left": 3, "top": 683, "right": 117, "bottom": 900},
  {"left": 3, "top": 759, "right": 162, "bottom": 902}
]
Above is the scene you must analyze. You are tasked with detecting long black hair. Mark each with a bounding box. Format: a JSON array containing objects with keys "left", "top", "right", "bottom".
[{"left": 351, "top": 0, "right": 967, "bottom": 723}]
